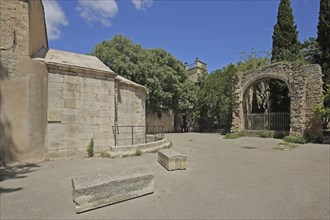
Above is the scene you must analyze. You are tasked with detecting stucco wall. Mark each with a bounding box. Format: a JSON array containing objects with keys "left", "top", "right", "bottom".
[
  {"left": 46, "top": 67, "right": 116, "bottom": 157},
  {"left": 0, "top": 0, "right": 48, "bottom": 164},
  {"left": 29, "top": 0, "right": 48, "bottom": 57},
  {"left": 0, "top": 0, "right": 30, "bottom": 56}
]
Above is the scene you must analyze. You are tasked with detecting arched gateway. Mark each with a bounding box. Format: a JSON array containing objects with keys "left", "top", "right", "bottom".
[{"left": 231, "top": 62, "right": 323, "bottom": 137}]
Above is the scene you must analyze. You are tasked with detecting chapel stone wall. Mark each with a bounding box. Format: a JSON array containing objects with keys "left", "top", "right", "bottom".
[{"left": 46, "top": 66, "right": 116, "bottom": 158}]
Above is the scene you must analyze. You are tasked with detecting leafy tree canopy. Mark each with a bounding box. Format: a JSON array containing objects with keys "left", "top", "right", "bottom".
[
  {"left": 195, "top": 50, "right": 271, "bottom": 130},
  {"left": 314, "top": 84, "right": 330, "bottom": 130},
  {"left": 91, "top": 35, "right": 195, "bottom": 113}
]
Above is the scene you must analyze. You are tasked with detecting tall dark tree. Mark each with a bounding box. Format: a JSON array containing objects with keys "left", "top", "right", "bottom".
[
  {"left": 271, "top": 0, "right": 302, "bottom": 63},
  {"left": 317, "top": 0, "right": 330, "bottom": 87}
]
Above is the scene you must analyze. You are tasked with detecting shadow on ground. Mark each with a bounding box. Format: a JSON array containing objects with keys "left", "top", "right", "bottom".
[{"left": 0, "top": 163, "right": 40, "bottom": 194}]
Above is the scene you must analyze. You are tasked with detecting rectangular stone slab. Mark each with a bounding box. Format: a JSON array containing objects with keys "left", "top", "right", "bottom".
[
  {"left": 158, "top": 149, "right": 187, "bottom": 171},
  {"left": 72, "top": 167, "right": 154, "bottom": 213}
]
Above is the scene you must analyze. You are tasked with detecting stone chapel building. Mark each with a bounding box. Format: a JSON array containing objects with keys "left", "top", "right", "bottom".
[{"left": 0, "top": 0, "right": 147, "bottom": 163}]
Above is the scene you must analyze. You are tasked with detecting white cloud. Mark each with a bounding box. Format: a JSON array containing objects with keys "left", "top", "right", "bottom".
[
  {"left": 77, "top": 0, "right": 118, "bottom": 27},
  {"left": 43, "top": 0, "right": 68, "bottom": 40},
  {"left": 132, "top": 0, "right": 153, "bottom": 10}
]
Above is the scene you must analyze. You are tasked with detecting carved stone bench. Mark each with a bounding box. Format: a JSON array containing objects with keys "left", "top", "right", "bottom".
[
  {"left": 158, "top": 149, "right": 187, "bottom": 171},
  {"left": 71, "top": 167, "right": 154, "bottom": 213}
]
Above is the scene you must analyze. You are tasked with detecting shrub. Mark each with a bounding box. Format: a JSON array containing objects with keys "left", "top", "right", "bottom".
[
  {"left": 304, "top": 133, "right": 324, "bottom": 143},
  {"left": 224, "top": 131, "right": 245, "bottom": 139},
  {"left": 224, "top": 130, "right": 273, "bottom": 139},
  {"left": 100, "top": 151, "right": 112, "bottom": 158},
  {"left": 136, "top": 150, "right": 142, "bottom": 156},
  {"left": 257, "top": 130, "right": 273, "bottom": 138},
  {"left": 87, "top": 138, "right": 94, "bottom": 157},
  {"left": 273, "top": 142, "right": 299, "bottom": 151},
  {"left": 283, "top": 136, "right": 306, "bottom": 144}
]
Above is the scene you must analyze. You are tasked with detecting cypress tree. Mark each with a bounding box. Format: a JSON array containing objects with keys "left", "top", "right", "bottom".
[
  {"left": 317, "top": 0, "right": 330, "bottom": 86},
  {"left": 271, "top": 0, "right": 302, "bottom": 63}
]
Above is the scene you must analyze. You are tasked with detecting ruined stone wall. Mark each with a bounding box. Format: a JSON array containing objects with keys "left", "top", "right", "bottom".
[
  {"left": 47, "top": 67, "right": 116, "bottom": 157},
  {"left": 231, "top": 62, "right": 323, "bottom": 137},
  {"left": 301, "top": 65, "right": 324, "bottom": 139},
  {"left": 0, "top": 0, "right": 48, "bottom": 163}
]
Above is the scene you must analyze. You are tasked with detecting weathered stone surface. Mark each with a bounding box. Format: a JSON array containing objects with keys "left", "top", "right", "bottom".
[
  {"left": 71, "top": 167, "right": 154, "bottom": 213},
  {"left": 231, "top": 62, "right": 323, "bottom": 137},
  {"left": 158, "top": 149, "right": 187, "bottom": 171},
  {"left": 1, "top": 0, "right": 148, "bottom": 162}
]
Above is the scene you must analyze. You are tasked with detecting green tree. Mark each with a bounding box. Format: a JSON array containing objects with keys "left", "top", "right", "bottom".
[
  {"left": 314, "top": 84, "right": 330, "bottom": 130},
  {"left": 317, "top": 0, "right": 330, "bottom": 87},
  {"left": 91, "top": 35, "right": 195, "bottom": 114},
  {"left": 195, "top": 50, "right": 272, "bottom": 131},
  {"left": 301, "top": 37, "right": 320, "bottom": 64},
  {"left": 271, "top": 0, "right": 302, "bottom": 63},
  {"left": 195, "top": 64, "right": 237, "bottom": 130},
  {"left": 92, "top": 35, "right": 147, "bottom": 84}
]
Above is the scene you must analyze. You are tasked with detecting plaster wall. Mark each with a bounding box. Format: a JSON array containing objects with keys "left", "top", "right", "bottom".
[
  {"left": 28, "top": 0, "right": 48, "bottom": 57},
  {"left": 0, "top": 0, "right": 48, "bottom": 164}
]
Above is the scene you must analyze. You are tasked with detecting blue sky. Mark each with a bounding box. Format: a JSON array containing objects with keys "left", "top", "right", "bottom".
[{"left": 43, "top": 0, "right": 320, "bottom": 73}]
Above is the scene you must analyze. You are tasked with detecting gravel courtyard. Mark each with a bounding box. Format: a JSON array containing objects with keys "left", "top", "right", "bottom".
[{"left": 1, "top": 133, "right": 329, "bottom": 219}]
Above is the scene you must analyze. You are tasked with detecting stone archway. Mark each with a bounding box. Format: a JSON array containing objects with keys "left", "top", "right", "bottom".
[{"left": 231, "top": 62, "right": 323, "bottom": 137}]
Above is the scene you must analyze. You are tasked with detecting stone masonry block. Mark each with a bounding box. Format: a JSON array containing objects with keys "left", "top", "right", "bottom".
[
  {"left": 66, "top": 125, "right": 81, "bottom": 133},
  {"left": 61, "top": 108, "right": 78, "bottom": 116},
  {"left": 84, "top": 77, "right": 102, "bottom": 86},
  {"left": 49, "top": 82, "right": 63, "bottom": 90},
  {"left": 72, "top": 167, "right": 154, "bottom": 213},
  {"left": 158, "top": 149, "right": 187, "bottom": 171},
  {"left": 63, "top": 91, "right": 80, "bottom": 99},
  {"left": 48, "top": 73, "right": 64, "bottom": 82},
  {"left": 49, "top": 98, "right": 64, "bottom": 108},
  {"left": 61, "top": 115, "right": 76, "bottom": 124},
  {"left": 67, "top": 83, "right": 80, "bottom": 92},
  {"left": 64, "top": 99, "right": 76, "bottom": 109}
]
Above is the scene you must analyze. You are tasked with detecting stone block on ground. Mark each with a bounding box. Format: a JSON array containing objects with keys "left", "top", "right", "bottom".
[
  {"left": 71, "top": 167, "right": 154, "bottom": 213},
  {"left": 158, "top": 149, "right": 187, "bottom": 171}
]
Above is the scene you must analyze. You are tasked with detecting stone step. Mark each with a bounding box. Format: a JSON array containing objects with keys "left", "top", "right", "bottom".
[
  {"left": 158, "top": 149, "right": 187, "bottom": 171},
  {"left": 72, "top": 167, "right": 154, "bottom": 213}
]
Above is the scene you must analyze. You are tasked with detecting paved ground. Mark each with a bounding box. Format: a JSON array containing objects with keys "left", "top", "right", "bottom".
[{"left": 1, "top": 133, "right": 329, "bottom": 219}]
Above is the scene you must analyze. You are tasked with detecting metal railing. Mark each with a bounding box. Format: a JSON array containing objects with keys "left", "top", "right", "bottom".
[
  {"left": 244, "top": 112, "right": 290, "bottom": 131},
  {"left": 112, "top": 125, "right": 165, "bottom": 147}
]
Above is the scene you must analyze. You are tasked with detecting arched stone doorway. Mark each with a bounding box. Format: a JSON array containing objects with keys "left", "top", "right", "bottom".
[{"left": 231, "top": 62, "right": 323, "bottom": 137}]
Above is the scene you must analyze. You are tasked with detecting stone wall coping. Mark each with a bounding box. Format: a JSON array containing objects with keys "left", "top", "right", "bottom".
[
  {"left": 115, "top": 75, "right": 148, "bottom": 93},
  {"left": 34, "top": 58, "right": 117, "bottom": 78}
]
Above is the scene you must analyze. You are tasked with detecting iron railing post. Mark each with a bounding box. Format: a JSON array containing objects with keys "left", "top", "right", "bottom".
[
  {"left": 145, "top": 126, "right": 147, "bottom": 144},
  {"left": 131, "top": 126, "right": 134, "bottom": 145},
  {"left": 114, "top": 126, "right": 117, "bottom": 147}
]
